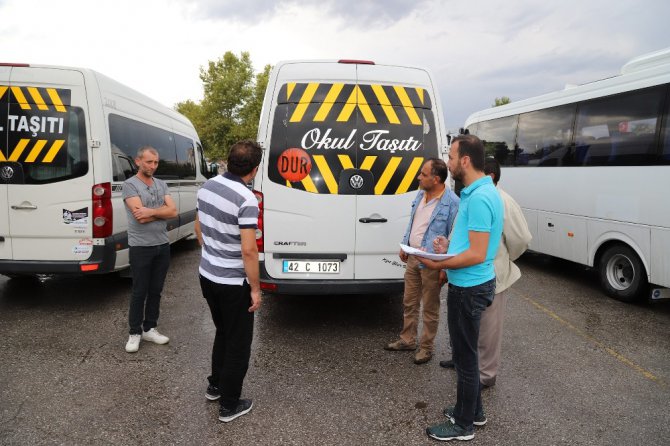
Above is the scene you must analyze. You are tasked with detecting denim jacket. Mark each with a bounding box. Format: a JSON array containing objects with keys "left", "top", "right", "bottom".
[{"left": 402, "top": 188, "right": 460, "bottom": 253}]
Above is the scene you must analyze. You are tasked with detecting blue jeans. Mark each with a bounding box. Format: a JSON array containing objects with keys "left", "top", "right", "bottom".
[
  {"left": 447, "top": 278, "right": 495, "bottom": 429},
  {"left": 128, "top": 244, "right": 170, "bottom": 335}
]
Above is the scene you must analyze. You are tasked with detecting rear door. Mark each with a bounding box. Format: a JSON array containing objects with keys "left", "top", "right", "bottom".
[
  {"left": 261, "top": 62, "right": 440, "bottom": 283},
  {"left": 4, "top": 67, "right": 93, "bottom": 262},
  {"left": 354, "top": 65, "right": 440, "bottom": 279}
]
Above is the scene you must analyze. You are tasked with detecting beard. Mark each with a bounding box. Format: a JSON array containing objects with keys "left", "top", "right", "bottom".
[{"left": 449, "top": 165, "right": 463, "bottom": 182}]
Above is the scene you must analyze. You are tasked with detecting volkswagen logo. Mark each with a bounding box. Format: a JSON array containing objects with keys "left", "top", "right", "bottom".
[
  {"left": 1, "top": 166, "right": 14, "bottom": 181},
  {"left": 349, "top": 174, "right": 364, "bottom": 190}
]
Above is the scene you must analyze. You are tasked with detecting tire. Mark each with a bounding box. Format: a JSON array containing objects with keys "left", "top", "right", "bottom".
[{"left": 598, "top": 245, "right": 648, "bottom": 303}]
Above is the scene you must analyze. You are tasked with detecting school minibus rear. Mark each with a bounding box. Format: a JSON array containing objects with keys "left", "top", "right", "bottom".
[{"left": 254, "top": 60, "right": 448, "bottom": 294}]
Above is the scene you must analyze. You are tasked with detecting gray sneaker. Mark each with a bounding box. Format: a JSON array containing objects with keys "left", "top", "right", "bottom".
[
  {"left": 219, "top": 399, "right": 253, "bottom": 423},
  {"left": 443, "top": 405, "right": 487, "bottom": 426}
]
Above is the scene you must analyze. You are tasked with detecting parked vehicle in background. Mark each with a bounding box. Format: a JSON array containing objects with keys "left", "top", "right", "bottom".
[
  {"left": 463, "top": 48, "right": 670, "bottom": 302},
  {"left": 254, "top": 59, "right": 449, "bottom": 294},
  {"left": 0, "top": 63, "right": 212, "bottom": 278}
]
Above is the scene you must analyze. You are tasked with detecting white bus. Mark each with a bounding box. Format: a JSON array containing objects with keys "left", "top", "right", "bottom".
[
  {"left": 463, "top": 48, "right": 670, "bottom": 302},
  {"left": 0, "top": 63, "right": 212, "bottom": 278}
]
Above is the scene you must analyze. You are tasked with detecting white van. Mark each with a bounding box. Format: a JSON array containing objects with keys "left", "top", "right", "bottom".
[
  {"left": 0, "top": 63, "right": 211, "bottom": 277},
  {"left": 254, "top": 60, "right": 448, "bottom": 294}
]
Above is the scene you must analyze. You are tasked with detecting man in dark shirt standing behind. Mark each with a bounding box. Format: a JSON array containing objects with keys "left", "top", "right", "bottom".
[{"left": 195, "top": 140, "right": 262, "bottom": 423}]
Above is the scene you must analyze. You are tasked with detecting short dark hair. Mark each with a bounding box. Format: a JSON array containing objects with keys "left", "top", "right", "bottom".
[
  {"left": 427, "top": 158, "right": 448, "bottom": 183},
  {"left": 227, "top": 140, "right": 263, "bottom": 176},
  {"left": 484, "top": 157, "right": 501, "bottom": 185},
  {"left": 136, "top": 145, "right": 158, "bottom": 159},
  {"left": 452, "top": 134, "right": 485, "bottom": 172}
]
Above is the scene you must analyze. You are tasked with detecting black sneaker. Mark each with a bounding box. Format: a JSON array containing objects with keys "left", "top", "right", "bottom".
[
  {"left": 439, "top": 359, "right": 455, "bottom": 369},
  {"left": 218, "top": 399, "right": 253, "bottom": 423},
  {"left": 205, "top": 384, "right": 220, "bottom": 401},
  {"left": 443, "top": 405, "right": 487, "bottom": 426}
]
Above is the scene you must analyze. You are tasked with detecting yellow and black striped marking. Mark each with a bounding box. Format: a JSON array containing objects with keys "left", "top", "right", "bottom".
[
  {"left": 283, "top": 153, "right": 426, "bottom": 195},
  {"left": 1, "top": 85, "right": 71, "bottom": 165},
  {"left": 279, "top": 82, "right": 432, "bottom": 126},
  {"left": 0, "top": 139, "right": 66, "bottom": 163},
  {"left": 268, "top": 82, "right": 438, "bottom": 195},
  {"left": 0, "top": 85, "right": 71, "bottom": 110}
]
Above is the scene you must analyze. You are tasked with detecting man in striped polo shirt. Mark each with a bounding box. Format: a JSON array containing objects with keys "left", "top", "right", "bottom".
[{"left": 195, "top": 140, "right": 262, "bottom": 423}]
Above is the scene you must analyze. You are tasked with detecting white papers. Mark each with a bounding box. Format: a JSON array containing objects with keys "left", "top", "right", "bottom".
[{"left": 399, "top": 243, "right": 455, "bottom": 260}]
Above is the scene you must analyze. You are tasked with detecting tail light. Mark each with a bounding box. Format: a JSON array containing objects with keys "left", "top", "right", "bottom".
[
  {"left": 92, "top": 182, "right": 113, "bottom": 238},
  {"left": 253, "top": 189, "right": 264, "bottom": 253},
  {"left": 261, "top": 282, "right": 277, "bottom": 292}
]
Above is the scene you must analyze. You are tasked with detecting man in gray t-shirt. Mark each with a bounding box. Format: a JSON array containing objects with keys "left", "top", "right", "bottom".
[{"left": 122, "top": 146, "right": 177, "bottom": 354}]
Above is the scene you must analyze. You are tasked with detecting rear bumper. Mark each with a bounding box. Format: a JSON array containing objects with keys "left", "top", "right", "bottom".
[
  {"left": 0, "top": 235, "right": 121, "bottom": 275},
  {"left": 259, "top": 261, "right": 404, "bottom": 295}
]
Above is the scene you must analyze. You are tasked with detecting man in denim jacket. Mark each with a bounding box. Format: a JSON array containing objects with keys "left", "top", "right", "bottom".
[{"left": 384, "top": 158, "right": 459, "bottom": 364}]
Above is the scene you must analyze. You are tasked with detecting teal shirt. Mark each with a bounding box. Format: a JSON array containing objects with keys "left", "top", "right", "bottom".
[{"left": 446, "top": 175, "right": 503, "bottom": 287}]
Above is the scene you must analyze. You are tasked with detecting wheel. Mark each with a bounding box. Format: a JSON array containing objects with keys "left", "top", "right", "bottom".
[{"left": 598, "top": 245, "right": 647, "bottom": 303}]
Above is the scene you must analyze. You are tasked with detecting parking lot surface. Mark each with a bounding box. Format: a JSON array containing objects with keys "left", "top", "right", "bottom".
[{"left": 1, "top": 242, "right": 669, "bottom": 445}]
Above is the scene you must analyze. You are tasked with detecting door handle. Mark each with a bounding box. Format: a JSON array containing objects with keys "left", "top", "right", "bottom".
[
  {"left": 359, "top": 217, "right": 388, "bottom": 223},
  {"left": 547, "top": 222, "right": 554, "bottom": 228},
  {"left": 11, "top": 204, "right": 38, "bottom": 210}
]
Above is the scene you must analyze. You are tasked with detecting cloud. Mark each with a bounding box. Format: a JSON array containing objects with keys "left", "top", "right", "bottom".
[{"left": 190, "top": 0, "right": 432, "bottom": 26}]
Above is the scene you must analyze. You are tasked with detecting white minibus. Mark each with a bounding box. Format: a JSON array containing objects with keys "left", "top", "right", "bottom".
[
  {"left": 0, "top": 63, "right": 211, "bottom": 278},
  {"left": 463, "top": 48, "right": 670, "bottom": 302}
]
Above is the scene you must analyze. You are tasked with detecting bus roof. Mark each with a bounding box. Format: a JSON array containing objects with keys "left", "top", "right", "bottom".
[{"left": 464, "top": 47, "right": 670, "bottom": 128}]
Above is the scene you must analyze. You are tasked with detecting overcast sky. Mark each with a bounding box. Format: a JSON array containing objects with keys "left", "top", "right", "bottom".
[{"left": 2, "top": 0, "right": 668, "bottom": 130}]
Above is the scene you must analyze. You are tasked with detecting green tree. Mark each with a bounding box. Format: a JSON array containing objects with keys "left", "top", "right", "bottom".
[
  {"left": 176, "top": 51, "right": 272, "bottom": 161},
  {"left": 492, "top": 96, "right": 511, "bottom": 107}
]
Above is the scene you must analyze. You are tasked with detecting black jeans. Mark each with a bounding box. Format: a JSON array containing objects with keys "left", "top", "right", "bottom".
[
  {"left": 447, "top": 278, "right": 495, "bottom": 429},
  {"left": 200, "top": 275, "right": 254, "bottom": 410},
  {"left": 128, "top": 244, "right": 170, "bottom": 335}
]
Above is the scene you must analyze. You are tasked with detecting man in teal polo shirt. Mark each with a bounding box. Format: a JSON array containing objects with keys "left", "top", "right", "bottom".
[{"left": 418, "top": 134, "right": 503, "bottom": 441}]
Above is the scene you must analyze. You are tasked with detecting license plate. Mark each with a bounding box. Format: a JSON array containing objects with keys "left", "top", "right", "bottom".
[{"left": 282, "top": 260, "right": 340, "bottom": 274}]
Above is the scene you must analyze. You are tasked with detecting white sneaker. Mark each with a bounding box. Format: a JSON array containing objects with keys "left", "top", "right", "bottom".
[
  {"left": 141, "top": 328, "right": 169, "bottom": 345},
  {"left": 125, "top": 334, "right": 141, "bottom": 353}
]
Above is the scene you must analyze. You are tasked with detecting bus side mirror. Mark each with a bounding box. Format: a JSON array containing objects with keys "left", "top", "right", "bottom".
[{"left": 206, "top": 163, "right": 218, "bottom": 178}]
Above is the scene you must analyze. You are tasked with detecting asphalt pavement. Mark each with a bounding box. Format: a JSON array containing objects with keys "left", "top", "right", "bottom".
[{"left": 0, "top": 241, "right": 668, "bottom": 445}]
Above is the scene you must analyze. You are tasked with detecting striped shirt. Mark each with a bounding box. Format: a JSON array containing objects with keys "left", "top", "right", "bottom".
[{"left": 197, "top": 172, "right": 259, "bottom": 285}]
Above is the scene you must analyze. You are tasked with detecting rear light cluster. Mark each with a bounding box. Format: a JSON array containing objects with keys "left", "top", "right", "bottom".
[
  {"left": 253, "top": 189, "right": 264, "bottom": 253},
  {"left": 92, "top": 182, "right": 113, "bottom": 238},
  {"left": 254, "top": 189, "right": 277, "bottom": 292}
]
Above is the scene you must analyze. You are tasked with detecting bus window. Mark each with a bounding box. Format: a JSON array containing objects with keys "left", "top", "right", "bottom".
[
  {"left": 475, "top": 115, "right": 518, "bottom": 166},
  {"left": 574, "top": 86, "right": 664, "bottom": 166},
  {"left": 661, "top": 94, "right": 670, "bottom": 164},
  {"left": 517, "top": 105, "right": 575, "bottom": 166},
  {"left": 174, "top": 134, "right": 196, "bottom": 180}
]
